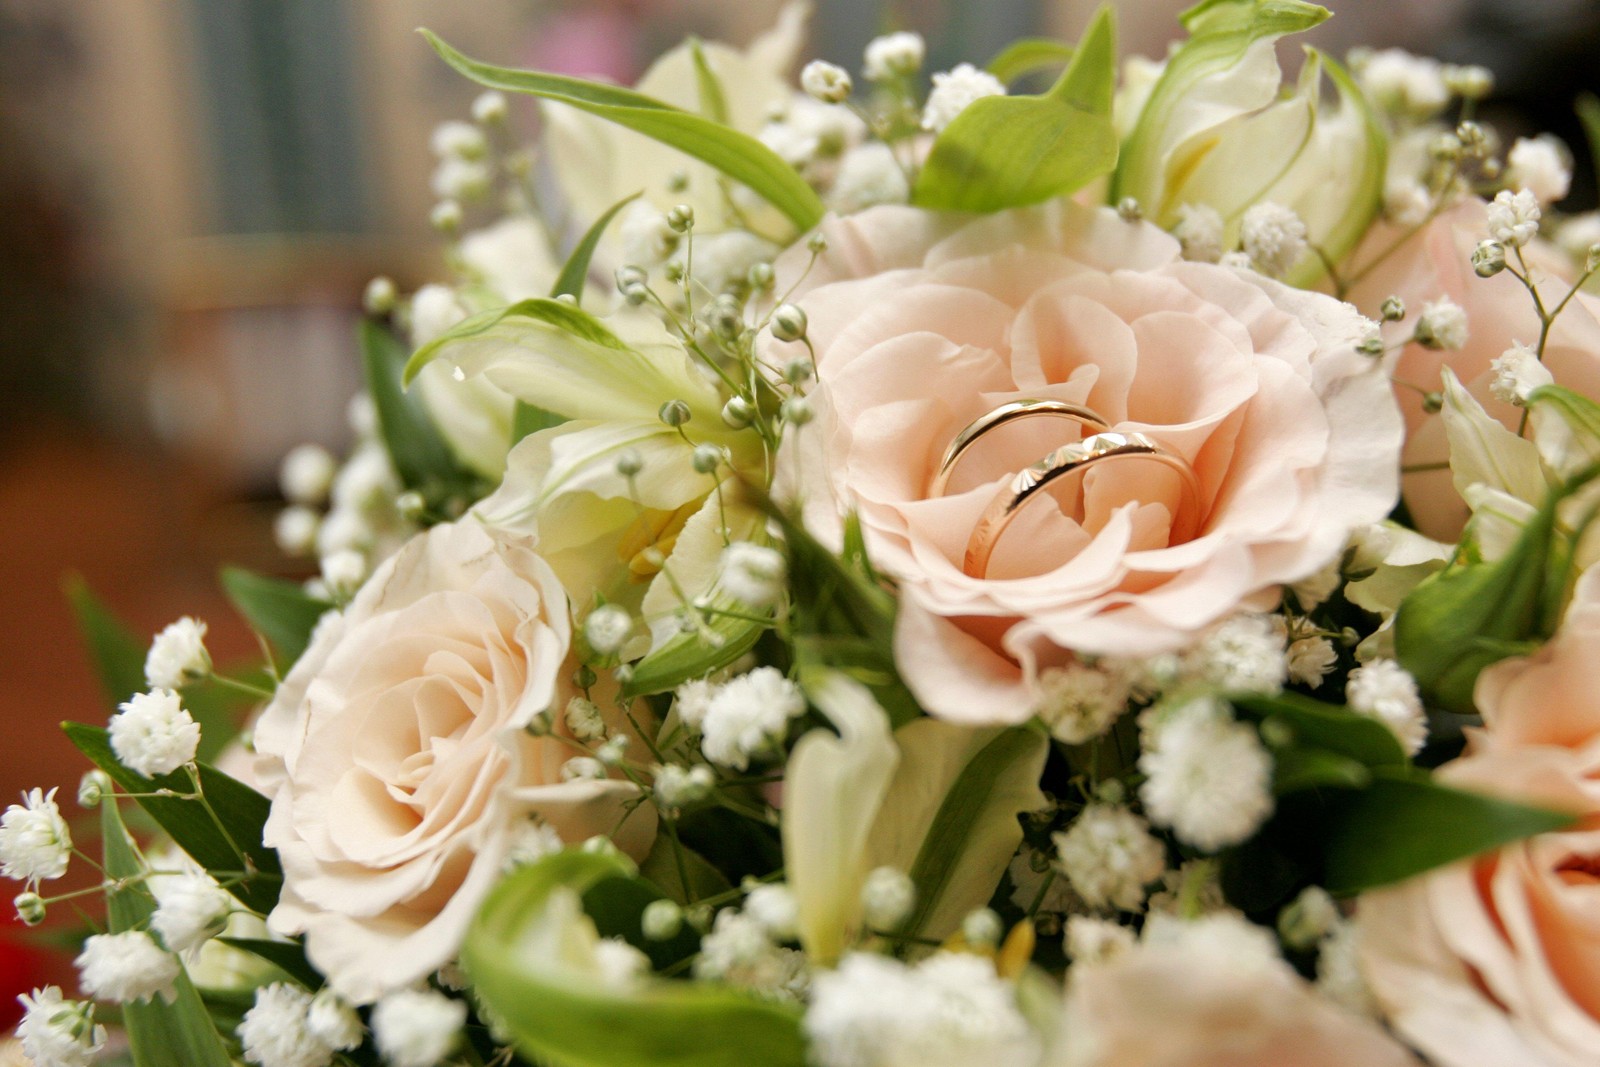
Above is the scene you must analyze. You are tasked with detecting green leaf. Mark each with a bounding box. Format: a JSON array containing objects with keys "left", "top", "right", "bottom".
[
  {"left": 216, "top": 938, "right": 322, "bottom": 990},
  {"left": 1320, "top": 769, "right": 1579, "bottom": 894},
  {"left": 552, "top": 191, "right": 642, "bottom": 302},
  {"left": 1269, "top": 746, "right": 1372, "bottom": 794},
  {"left": 65, "top": 574, "right": 148, "bottom": 709},
  {"left": 621, "top": 605, "right": 766, "bottom": 698},
  {"left": 1112, "top": 0, "right": 1330, "bottom": 209},
  {"left": 637, "top": 836, "right": 733, "bottom": 906},
  {"left": 464, "top": 851, "right": 808, "bottom": 1067},
  {"left": 1394, "top": 464, "right": 1600, "bottom": 712},
  {"left": 913, "top": 6, "right": 1118, "bottom": 212},
  {"left": 1577, "top": 92, "right": 1600, "bottom": 189},
  {"left": 101, "top": 802, "right": 234, "bottom": 1067},
  {"left": 888, "top": 725, "right": 1048, "bottom": 942},
  {"left": 986, "top": 38, "right": 1075, "bottom": 85},
  {"left": 1231, "top": 691, "right": 1407, "bottom": 769},
  {"left": 65, "top": 723, "right": 281, "bottom": 914},
  {"left": 756, "top": 497, "right": 919, "bottom": 728},
  {"left": 421, "top": 31, "right": 824, "bottom": 233},
  {"left": 360, "top": 318, "right": 466, "bottom": 492},
  {"left": 219, "top": 567, "right": 331, "bottom": 667},
  {"left": 405, "top": 297, "right": 631, "bottom": 385},
  {"left": 687, "top": 39, "right": 730, "bottom": 125}
]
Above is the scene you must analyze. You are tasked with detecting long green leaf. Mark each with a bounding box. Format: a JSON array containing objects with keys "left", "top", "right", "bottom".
[
  {"left": 893, "top": 726, "right": 1048, "bottom": 942},
  {"left": 1576, "top": 93, "right": 1600, "bottom": 191},
  {"left": 687, "top": 39, "right": 730, "bottom": 125},
  {"left": 464, "top": 851, "right": 807, "bottom": 1067},
  {"left": 101, "top": 803, "right": 234, "bottom": 1067},
  {"left": 360, "top": 318, "right": 465, "bottom": 491},
  {"left": 913, "top": 6, "right": 1118, "bottom": 212},
  {"left": 216, "top": 938, "right": 322, "bottom": 990},
  {"left": 552, "top": 191, "right": 643, "bottom": 302},
  {"left": 1320, "top": 770, "right": 1578, "bottom": 894},
  {"left": 421, "top": 31, "right": 823, "bottom": 233},
  {"left": 405, "top": 297, "right": 631, "bottom": 385},
  {"left": 219, "top": 567, "right": 330, "bottom": 667},
  {"left": 66, "top": 723, "right": 281, "bottom": 914},
  {"left": 1231, "top": 691, "right": 1407, "bottom": 769},
  {"left": 987, "top": 38, "right": 1075, "bottom": 85},
  {"left": 1394, "top": 464, "right": 1600, "bottom": 712}
]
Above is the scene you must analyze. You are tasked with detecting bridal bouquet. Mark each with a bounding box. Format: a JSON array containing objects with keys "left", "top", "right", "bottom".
[{"left": 13, "top": 2, "right": 1600, "bottom": 1064}]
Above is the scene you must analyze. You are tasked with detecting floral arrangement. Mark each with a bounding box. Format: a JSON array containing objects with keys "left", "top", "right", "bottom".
[{"left": 10, "top": 2, "right": 1600, "bottom": 1065}]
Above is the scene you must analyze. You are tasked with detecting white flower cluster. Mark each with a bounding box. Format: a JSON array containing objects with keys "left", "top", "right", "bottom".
[
  {"left": 16, "top": 986, "right": 106, "bottom": 1067},
  {"left": 109, "top": 689, "right": 200, "bottom": 778},
  {"left": 238, "top": 983, "right": 363, "bottom": 1067},
  {"left": 1345, "top": 658, "right": 1427, "bottom": 754},
  {"left": 75, "top": 932, "right": 180, "bottom": 1005},
  {"left": 921, "top": 64, "right": 1006, "bottom": 132},
  {"left": 804, "top": 952, "right": 1039, "bottom": 1067},
  {"left": 679, "top": 667, "right": 806, "bottom": 770},
  {"left": 144, "top": 616, "right": 211, "bottom": 689},
  {"left": 1487, "top": 188, "right": 1542, "bottom": 248},
  {"left": 693, "top": 908, "right": 807, "bottom": 999},
  {"left": 1139, "top": 698, "right": 1274, "bottom": 851},
  {"left": 371, "top": 988, "right": 467, "bottom": 1067},
  {"left": 1052, "top": 804, "right": 1167, "bottom": 912},
  {"left": 1033, "top": 662, "right": 1130, "bottom": 744}
]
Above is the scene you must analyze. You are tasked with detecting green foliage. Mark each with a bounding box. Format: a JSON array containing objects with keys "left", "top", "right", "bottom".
[
  {"left": 1232, "top": 691, "right": 1408, "bottom": 775},
  {"left": 464, "top": 851, "right": 808, "bottom": 1067},
  {"left": 759, "top": 502, "right": 919, "bottom": 728},
  {"left": 622, "top": 609, "right": 766, "bottom": 697},
  {"left": 216, "top": 938, "right": 322, "bottom": 990},
  {"left": 1395, "top": 462, "right": 1600, "bottom": 712},
  {"left": 100, "top": 803, "right": 233, "bottom": 1067},
  {"left": 986, "top": 38, "right": 1076, "bottom": 86},
  {"left": 421, "top": 31, "right": 824, "bottom": 232},
  {"left": 65, "top": 724, "right": 280, "bottom": 914},
  {"left": 360, "top": 318, "right": 474, "bottom": 495},
  {"left": 913, "top": 6, "right": 1118, "bottom": 212},
  {"left": 1318, "top": 770, "right": 1578, "bottom": 894},
  {"left": 405, "top": 297, "right": 631, "bottom": 385},
  {"left": 219, "top": 567, "right": 330, "bottom": 668}
]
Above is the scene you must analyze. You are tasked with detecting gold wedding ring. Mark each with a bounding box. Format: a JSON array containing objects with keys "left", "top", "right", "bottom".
[
  {"left": 962, "top": 431, "right": 1203, "bottom": 579},
  {"left": 930, "top": 399, "right": 1110, "bottom": 497}
]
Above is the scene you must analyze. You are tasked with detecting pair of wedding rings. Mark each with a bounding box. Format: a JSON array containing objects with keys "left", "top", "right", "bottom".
[{"left": 931, "top": 400, "right": 1203, "bottom": 578}]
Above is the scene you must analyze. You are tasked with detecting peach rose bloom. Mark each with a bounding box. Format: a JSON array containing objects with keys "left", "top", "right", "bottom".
[
  {"left": 771, "top": 199, "right": 1402, "bottom": 723},
  {"left": 254, "top": 520, "right": 654, "bottom": 1003},
  {"left": 1358, "top": 569, "right": 1600, "bottom": 1067},
  {"left": 1342, "top": 197, "right": 1600, "bottom": 538},
  {"left": 1055, "top": 919, "right": 1419, "bottom": 1067}
]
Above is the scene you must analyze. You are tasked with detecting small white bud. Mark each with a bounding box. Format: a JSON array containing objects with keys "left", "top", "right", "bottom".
[
  {"left": 659, "top": 399, "right": 693, "bottom": 427},
  {"left": 770, "top": 303, "right": 808, "bottom": 342},
  {"left": 692, "top": 443, "right": 726, "bottom": 474},
  {"left": 1380, "top": 295, "right": 1406, "bottom": 321},
  {"left": 666, "top": 203, "right": 695, "bottom": 233},
  {"left": 1278, "top": 885, "right": 1341, "bottom": 950},
  {"left": 801, "top": 60, "right": 853, "bottom": 104},
  {"left": 279, "top": 444, "right": 336, "bottom": 506},
  {"left": 1173, "top": 203, "right": 1224, "bottom": 263},
  {"left": 77, "top": 769, "right": 111, "bottom": 809},
  {"left": 14, "top": 891, "right": 45, "bottom": 926},
  {"left": 863, "top": 31, "right": 925, "bottom": 82},
  {"left": 273, "top": 505, "right": 320, "bottom": 557},
  {"left": 320, "top": 549, "right": 368, "bottom": 598},
  {"left": 471, "top": 90, "right": 509, "bottom": 126},
  {"left": 430, "top": 198, "right": 463, "bottom": 233},
  {"left": 781, "top": 396, "right": 814, "bottom": 426},
  {"left": 585, "top": 604, "right": 633, "bottom": 655},
  {"left": 371, "top": 988, "right": 467, "bottom": 1067},
  {"left": 564, "top": 697, "right": 607, "bottom": 742},
  {"left": 860, "top": 866, "right": 916, "bottom": 929},
  {"left": 722, "top": 396, "right": 756, "bottom": 428},
  {"left": 306, "top": 988, "right": 365, "bottom": 1052},
  {"left": 363, "top": 275, "right": 398, "bottom": 316},
  {"left": 560, "top": 756, "right": 607, "bottom": 782},
  {"left": 961, "top": 908, "right": 1003, "bottom": 947},
  {"left": 615, "top": 448, "right": 645, "bottom": 478},
  {"left": 1116, "top": 196, "right": 1142, "bottom": 222},
  {"left": 430, "top": 119, "right": 487, "bottom": 160},
  {"left": 1443, "top": 63, "right": 1493, "bottom": 100},
  {"left": 642, "top": 899, "right": 684, "bottom": 940},
  {"left": 596, "top": 735, "right": 630, "bottom": 766}
]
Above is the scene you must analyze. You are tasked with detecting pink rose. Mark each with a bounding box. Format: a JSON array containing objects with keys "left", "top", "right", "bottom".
[
  {"left": 771, "top": 200, "right": 1401, "bottom": 723},
  {"left": 1056, "top": 917, "right": 1419, "bottom": 1067},
  {"left": 254, "top": 521, "right": 654, "bottom": 1003},
  {"left": 1358, "top": 570, "right": 1600, "bottom": 1066},
  {"left": 1342, "top": 198, "right": 1600, "bottom": 537}
]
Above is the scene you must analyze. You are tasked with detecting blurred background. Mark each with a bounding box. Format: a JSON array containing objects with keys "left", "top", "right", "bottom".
[{"left": 1, "top": 0, "right": 1596, "bottom": 1003}]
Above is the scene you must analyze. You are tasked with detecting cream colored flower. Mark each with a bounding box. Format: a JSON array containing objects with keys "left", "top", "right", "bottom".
[{"left": 254, "top": 520, "right": 655, "bottom": 1003}]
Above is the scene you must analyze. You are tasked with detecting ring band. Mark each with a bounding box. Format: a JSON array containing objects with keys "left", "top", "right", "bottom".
[
  {"left": 931, "top": 399, "right": 1110, "bottom": 497},
  {"left": 962, "top": 431, "right": 1203, "bottom": 578}
]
